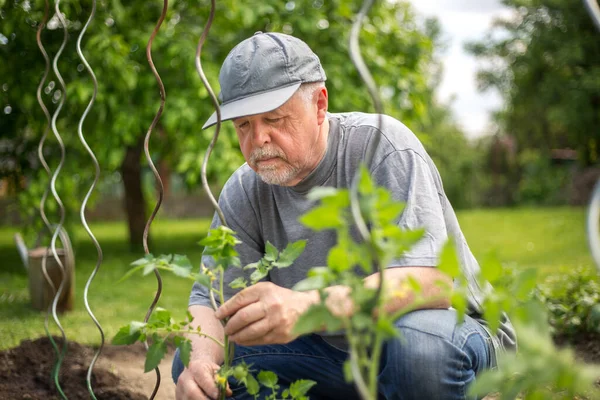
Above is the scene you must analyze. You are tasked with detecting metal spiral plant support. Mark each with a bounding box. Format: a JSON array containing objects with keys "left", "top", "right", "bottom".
[
  {"left": 47, "top": 1, "right": 70, "bottom": 397},
  {"left": 142, "top": 1, "right": 169, "bottom": 398},
  {"left": 75, "top": 1, "right": 104, "bottom": 398},
  {"left": 197, "top": 0, "right": 227, "bottom": 228},
  {"left": 584, "top": 0, "right": 600, "bottom": 270},
  {"left": 35, "top": 2, "right": 67, "bottom": 398},
  {"left": 584, "top": 0, "right": 600, "bottom": 31},
  {"left": 195, "top": 0, "right": 236, "bottom": 375}
]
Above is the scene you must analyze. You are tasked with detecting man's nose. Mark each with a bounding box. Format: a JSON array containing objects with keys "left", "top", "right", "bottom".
[{"left": 250, "top": 121, "right": 271, "bottom": 146}]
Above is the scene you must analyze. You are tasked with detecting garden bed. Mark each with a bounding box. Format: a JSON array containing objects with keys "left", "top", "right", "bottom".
[{"left": 0, "top": 336, "right": 176, "bottom": 400}]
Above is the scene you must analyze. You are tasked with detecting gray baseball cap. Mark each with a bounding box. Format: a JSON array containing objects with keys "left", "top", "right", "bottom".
[{"left": 202, "top": 32, "right": 327, "bottom": 129}]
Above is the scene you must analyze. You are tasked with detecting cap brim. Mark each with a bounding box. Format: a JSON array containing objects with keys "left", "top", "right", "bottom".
[{"left": 202, "top": 82, "right": 302, "bottom": 129}]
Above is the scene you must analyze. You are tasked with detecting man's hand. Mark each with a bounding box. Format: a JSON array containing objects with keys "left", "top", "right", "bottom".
[
  {"left": 175, "top": 357, "right": 232, "bottom": 400},
  {"left": 215, "top": 282, "right": 314, "bottom": 346}
]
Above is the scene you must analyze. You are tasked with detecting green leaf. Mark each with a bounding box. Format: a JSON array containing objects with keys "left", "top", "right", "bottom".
[
  {"left": 178, "top": 339, "right": 192, "bottom": 367},
  {"left": 250, "top": 267, "right": 269, "bottom": 284},
  {"left": 438, "top": 242, "right": 460, "bottom": 278},
  {"left": 357, "top": 165, "right": 375, "bottom": 196},
  {"left": 172, "top": 254, "right": 192, "bottom": 268},
  {"left": 149, "top": 307, "right": 171, "bottom": 325},
  {"left": 274, "top": 240, "right": 307, "bottom": 268},
  {"left": 299, "top": 207, "right": 343, "bottom": 230},
  {"left": 145, "top": 339, "right": 168, "bottom": 372},
  {"left": 306, "top": 186, "right": 339, "bottom": 201},
  {"left": 257, "top": 370, "right": 278, "bottom": 388},
  {"left": 143, "top": 262, "right": 157, "bottom": 276},
  {"left": 282, "top": 389, "right": 290, "bottom": 398},
  {"left": 327, "top": 245, "right": 352, "bottom": 272},
  {"left": 229, "top": 277, "right": 248, "bottom": 289},
  {"left": 376, "top": 317, "right": 400, "bottom": 339},
  {"left": 343, "top": 360, "right": 353, "bottom": 383},
  {"left": 293, "top": 303, "right": 342, "bottom": 335},
  {"left": 265, "top": 242, "right": 278, "bottom": 262},
  {"left": 452, "top": 291, "right": 468, "bottom": 322},
  {"left": 117, "top": 264, "right": 146, "bottom": 283},
  {"left": 293, "top": 275, "right": 327, "bottom": 292},
  {"left": 112, "top": 321, "right": 146, "bottom": 345},
  {"left": 170, "top": 264, "right": 192, "bottom": 278},
  {"left": 196, "top": 273, "right": 212, "bottom": 288},
  {"left": 483, "top": 297, "right": 502, "bottom": 334},
  {"left": 245, "top": 373, "right": 260, "bottom": 395},
  {"left": 289, "top": 379, "right": 316, "bottom": 399},
  {"left": 131, "top": 253, "right": 154, "bottom": 266},
  {"left": 480, "top": 254, "right": 503, "bottom": 284},
  {"left": 514, "top": 268, "right": 538, "bottom": 301},
  {"left": 406, "top": 275, "right": 422, "bottom": 294}
]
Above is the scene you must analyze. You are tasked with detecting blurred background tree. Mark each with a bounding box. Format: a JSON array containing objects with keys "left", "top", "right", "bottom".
[
  {"left": 467, "top": 0, "right": 600, "bottom": 205},
  {"left": 1, "top": 0, "right": 468, "bottom": 248}
]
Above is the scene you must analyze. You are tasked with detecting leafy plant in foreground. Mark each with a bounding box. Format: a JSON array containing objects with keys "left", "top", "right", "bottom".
[
  {"left": 291, "top": 166, "right": 462, "bottom": 400},
  {"left": 113, "top": 227, "right": 312, "bottom": 399}
]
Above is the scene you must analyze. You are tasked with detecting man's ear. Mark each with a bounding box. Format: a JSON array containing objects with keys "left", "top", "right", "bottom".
[{"left": 316, "top": 87, "right": 328, "bottom": 125}]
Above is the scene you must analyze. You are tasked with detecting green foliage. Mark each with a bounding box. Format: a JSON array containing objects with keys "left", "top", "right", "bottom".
[
  {"left": 113, "top": 224, "right": 311, "bottom": 397},
  {"left": 467, "top": 0, "right": 600, "bottom": 166},
  {"left": 536, "top": 265, "right": 600, "bottom": 337},
  {"left": 111, "top": 307, "right": 195, "bottom": 372},
  {"left": 295, "top": 166, "right": 455, "bottom": 399},
  {"left": 517, "top": 149, "right": 570, "bottom": 206},
  {"left": 471, "top": 262, "right": 600, "bottom": 399},
  {"left": 470, "top": 311, "right": 600, "bottom": 400},
  {"left": 239, "top": 240, "right": 307, "bottom": 288}
]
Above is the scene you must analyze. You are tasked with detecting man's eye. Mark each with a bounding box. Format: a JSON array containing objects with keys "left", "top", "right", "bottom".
[
  {"left": 237, "top": 121, "right": 249, "bottom": 128},
  {"left": 266, "top": 118, "right": 281, "bottom": 123}
]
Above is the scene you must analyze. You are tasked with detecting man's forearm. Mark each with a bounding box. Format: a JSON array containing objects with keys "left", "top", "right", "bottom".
[
  {"left": 303, "top": 266, "right": 452, "bottom": 319},
  {"left": 364, "top": 266, "right": 452, "bottom": 315},
  {"left": 187, "top": 304, "right": 226, "bottom": 364}
]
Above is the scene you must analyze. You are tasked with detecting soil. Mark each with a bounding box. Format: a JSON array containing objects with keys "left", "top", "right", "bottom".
[
  {"left": 2, "top": 333, "right": 600, "bottom": 400},
  {"left": 0, "top": 336, "right": 176, "bottom": 400}
]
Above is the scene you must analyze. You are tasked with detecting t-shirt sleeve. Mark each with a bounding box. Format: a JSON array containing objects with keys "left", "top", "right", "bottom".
[
  {"left": 371, "top": 149, "right": 448, "bottom": 267},
  {"left": 188, "top": 173, "right": 264, "bottom": 308}
]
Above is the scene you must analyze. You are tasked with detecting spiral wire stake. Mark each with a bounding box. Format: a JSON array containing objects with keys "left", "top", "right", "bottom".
[
  {"left": 584, "top": 0, "right": 600, "bottom": 32},
  {"left": 142, "top": 1, "right": 169, "bottom": 398},
  {"left": 583, "top": 5, "right": 600, "bottom": 268},
  {"left": 348, "top": 1, "right": 385, "bottom": 399},
  {"left": 35, "top": 2, "right": 66, "bottom": 398},
  {"left": 75, "top": 1, "right": 104, "bottom": 398},
  {"left": 194, "top": 0, "right": 236, "bottom": 374},
  {"left": 196, "top": 0, "right": 227, "bottom": 228},
  {"left": 46, "top": 0, "right": 70, "bottom": 398}
]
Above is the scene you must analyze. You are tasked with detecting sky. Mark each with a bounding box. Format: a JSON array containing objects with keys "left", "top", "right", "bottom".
[{"left": 407, "top": 0, "right": 513, "bottom": 138}]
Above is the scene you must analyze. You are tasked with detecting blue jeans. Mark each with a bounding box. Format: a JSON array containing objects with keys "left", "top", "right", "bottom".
[{"left": 172, "top": 309, "right": 495, "bottom": 400}]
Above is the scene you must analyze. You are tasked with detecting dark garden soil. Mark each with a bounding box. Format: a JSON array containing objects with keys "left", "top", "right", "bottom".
[
  {"left": 2, "top": 333, "right": 600, "bottom": 399},
  {"left": 0, "top": 336, "right": 176, "bottom": 400}
]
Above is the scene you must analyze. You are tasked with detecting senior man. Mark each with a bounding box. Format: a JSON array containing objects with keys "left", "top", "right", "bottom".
[{"left": 173, "top": 32, "right": 516, "bottom": 400}]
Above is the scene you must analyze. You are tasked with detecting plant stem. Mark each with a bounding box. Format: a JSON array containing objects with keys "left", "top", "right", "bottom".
[
  {"left": 219, "top": 267, "right": 229, "bottom": 400},
  {"left": 157, "top": 328, "right": 225, "bottom": 348},
  {"left": 346, "top": 323, "right": 372, "bottom": 400},
  {"left": 368, "top": 329, "right": 384, "bottom": 399}
]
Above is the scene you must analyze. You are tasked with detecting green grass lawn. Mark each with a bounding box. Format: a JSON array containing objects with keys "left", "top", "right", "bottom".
[{"left": 0, "top": 207, "right": 594, "bottom": 350}]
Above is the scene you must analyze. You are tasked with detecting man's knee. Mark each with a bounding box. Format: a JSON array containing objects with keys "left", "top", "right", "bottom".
[{"left": 378, "top": 309, "right": 492, "bottom": 399}]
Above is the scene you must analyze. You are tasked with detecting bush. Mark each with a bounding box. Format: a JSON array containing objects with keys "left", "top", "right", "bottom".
[{"left": 535, "top": 265, "right": 600, "bottom": 337}]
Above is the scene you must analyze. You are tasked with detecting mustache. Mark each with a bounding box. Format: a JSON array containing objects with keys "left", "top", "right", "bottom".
[{"left": 249, "top": 146, "right": 286, "bottom": 165}]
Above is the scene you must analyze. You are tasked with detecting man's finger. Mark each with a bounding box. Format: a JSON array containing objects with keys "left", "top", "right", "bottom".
[
  {"left": 229, "top": 318, "right": 271, "bottom": 345},
  {"left": 215, "top": 285, "right": 261, "bottom": 319},
  {"left": 224, "top": 300, "right": 266, "bottom": 336}
]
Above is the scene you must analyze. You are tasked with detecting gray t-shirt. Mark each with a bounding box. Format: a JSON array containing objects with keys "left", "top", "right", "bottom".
[{"left": 190, "top": 112, "right": 517, "bottom": 354}]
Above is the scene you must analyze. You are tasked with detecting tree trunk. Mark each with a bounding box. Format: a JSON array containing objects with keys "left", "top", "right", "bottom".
[{"left": 121, "top": 136, "right": 147, "bottom": 252}]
